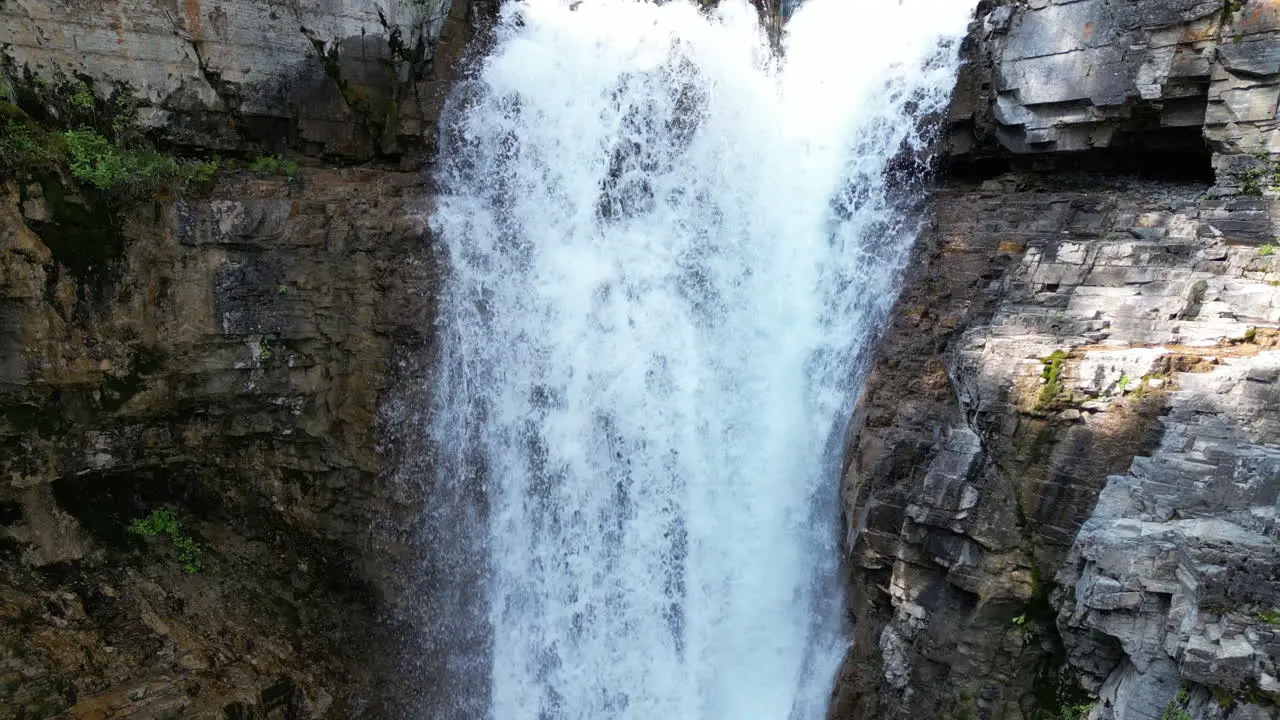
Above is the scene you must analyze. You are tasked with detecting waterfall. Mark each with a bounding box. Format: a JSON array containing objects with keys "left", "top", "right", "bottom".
[{"left": 422, "top": 0, "right": 974, "bottom": 717}]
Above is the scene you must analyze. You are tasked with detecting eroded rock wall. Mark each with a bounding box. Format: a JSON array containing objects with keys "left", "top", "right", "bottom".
[
  {"left": 1, "top": 169, "right": 436, "bottom": 717},
  {"left": 949, "top": 0, "right": 1278, "bottom": 168},
  {"left": 0, "top": 0, "right": 474, "bottom": 160},
  {"left": 839, "top": 1, "right": 1280, "bottom": 719},
  {"left": 0, "top": 0, "right": 482, "bottom": 716}
]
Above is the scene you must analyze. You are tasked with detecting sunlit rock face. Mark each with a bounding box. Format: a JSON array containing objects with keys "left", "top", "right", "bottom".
[
  {"left": 0, "top": 0, "right": 471, "bottom": 159},
  {"left": 837, "top": 2, "right": 1280, "bottom": 720},
  {"left": 948, "top": 0, "right": 1280, "bottom": 162}
]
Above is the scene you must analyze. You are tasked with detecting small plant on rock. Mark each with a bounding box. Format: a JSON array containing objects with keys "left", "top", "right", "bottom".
[
  {"left": 249, "top": 153, "right": 298, "bottom": 178},
  {"left": 1059, "top": 703, "right": 1094, "bottom": 720},
  {"left": 186, "top": 158, "right": 219, "bottom": 185},
  {"left": 1259, "top": 243, "right": 1275, "bottom": 257},
  {"left": 70, "top": 80, "right": 95, "bottom": 112},
  {"left": 63, "top": 128, "right": 178, "bottom": 190},
  {"left": 128, "top": 509, "right": 204, "bottom": 573},
  {"left": 1241, "top": 167, "right": 1263, "bottom": 196}
]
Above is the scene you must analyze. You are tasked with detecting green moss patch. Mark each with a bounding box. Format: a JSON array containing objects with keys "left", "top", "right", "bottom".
[{"left": 1036, "top": 350, "right": 1070, "bottom": 409}]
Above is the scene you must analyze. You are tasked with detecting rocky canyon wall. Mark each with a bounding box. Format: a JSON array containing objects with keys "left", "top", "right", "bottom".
[
  {"left": 0, "top": 0, "right": 483, "bottom": 716},
  {"left": 836, "top": 1, "right": 1279, "bottom": 720},
  {"left": 4, "top": 0, "right": 1279, "bottom": 719}
]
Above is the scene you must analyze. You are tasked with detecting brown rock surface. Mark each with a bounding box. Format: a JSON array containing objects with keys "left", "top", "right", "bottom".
[
  {"left": 0, "top": 0, "right": 485, "bottom": 715},
  {"left": 0, "top": 166, "right": 437, "bottom": 717}
]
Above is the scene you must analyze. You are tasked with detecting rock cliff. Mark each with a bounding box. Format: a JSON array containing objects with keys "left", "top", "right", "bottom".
[
  {"left": 836, "top": 1, "right": 1280, "bottom": 720},
  {"left": 3, "top": 0, "right": 1278, "bottom": 719},
  {"left": 0, "top": 0, "right": 480, "bottom": 716}
]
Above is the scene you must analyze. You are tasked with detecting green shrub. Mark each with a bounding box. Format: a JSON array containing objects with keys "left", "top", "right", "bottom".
[
  {"left": 249, "top": 154, "right": 298, "bottom": 178},
  {"left": 0, "top": 102, "right": 61, "bottom": 168},
  {"left": 70, "top": 80, "right": 95, "bottom": 112},
  {"left": 2, "top": 95, "right": 217, "bottom": 195},
  {"left": 59, "top": 128, "right": 219, "bottom": 193},
  {"left": 63, "top": 128, "right": 179, "bottom": 190},
  {"left": 128, "top": 509, "right": 204, "bottom": 573},
  {"left": 1259, "top": 243, "right": 1275, "bottom": 257},
  {"left": 185, "top": 158, "right": 219, "bottom": 185},
  {"left": 128, "top": 508, "right": 180, "bottom": 536}
]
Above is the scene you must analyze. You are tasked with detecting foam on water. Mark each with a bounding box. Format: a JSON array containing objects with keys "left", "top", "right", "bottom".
[{"left": 425, "top": 1, "right": 973, "bottom": 716}]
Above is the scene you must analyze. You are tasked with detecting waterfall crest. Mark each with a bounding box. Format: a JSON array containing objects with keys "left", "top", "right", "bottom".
[{"left": 424, "top": 0, "right": 974, "bottom": 716}]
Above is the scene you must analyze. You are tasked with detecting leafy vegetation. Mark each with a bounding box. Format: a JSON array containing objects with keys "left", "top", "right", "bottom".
[
  {"left": 1241, "top": 166, "right": 1262, "bottom": 195},
  {"left": 249, "top": 153, "right": 298, "bottom": 178},
  {"left": 0, "top": 102, "right": 63, "bottom": 169},
  {"left": 64, "top": 128, "right": 176, "bottom": 190},
  {"left": 2, "top": 107, "right": 218, "bottom": 193},
  {"left": 1161, "top": 686, "right": 1192, "bottom": 720},
  {"left": 1058, "top": 703, "right": 1094, "bottom": 720},
  {"left": 0, "top": 61, "right": 219, "bottom": 198},
  {"left": 1260, "top": 243, "right": 1275, "bottom": 257},
  {"left": 69, "top": 79, "right": 94, "bottom": 111},
  {"left": 127, "top": 509, "right": 204, "bottom": 573},
  {"left": 1257, "top": 609, "right": 1280, "bottom": 625}
]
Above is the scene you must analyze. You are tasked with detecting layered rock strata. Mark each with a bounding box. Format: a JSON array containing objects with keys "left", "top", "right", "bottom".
[
  {"left": 0, "top": 0, "right": 480, "bottom": 715},
  {"left": 838, "top": 1, "right": 1280, "bottom": 719}
]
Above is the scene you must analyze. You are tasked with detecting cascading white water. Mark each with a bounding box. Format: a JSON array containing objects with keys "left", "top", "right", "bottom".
[{"left": 425, "top": 0, "right": 973, "bottom": 717}]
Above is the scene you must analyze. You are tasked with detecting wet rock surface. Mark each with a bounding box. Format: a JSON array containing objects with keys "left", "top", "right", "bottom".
[{"left": 2, "top": 0, "right": 1278, "bottom": 718}]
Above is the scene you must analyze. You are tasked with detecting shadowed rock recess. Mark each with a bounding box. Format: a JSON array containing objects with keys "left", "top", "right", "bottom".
[{"left": 0, "top": 0, "right": 1277, "bottom": 719}]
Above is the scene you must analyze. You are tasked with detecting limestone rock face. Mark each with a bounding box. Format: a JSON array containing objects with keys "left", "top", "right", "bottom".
[
  {"left": 0, "top": 0, "right": 473, "bottom": 159},
  {"left": 838, "top": 2, "right": 1280, "bottom": 719},
  {"left": 950, "top": 0, "right": 1279, "bottom": 182},
  {"left": 837, "top": 173, "right": 1280, "bottom": 720},
  {"left": 1057, "top": 352, "right": 1280, "bottom": 719}
]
